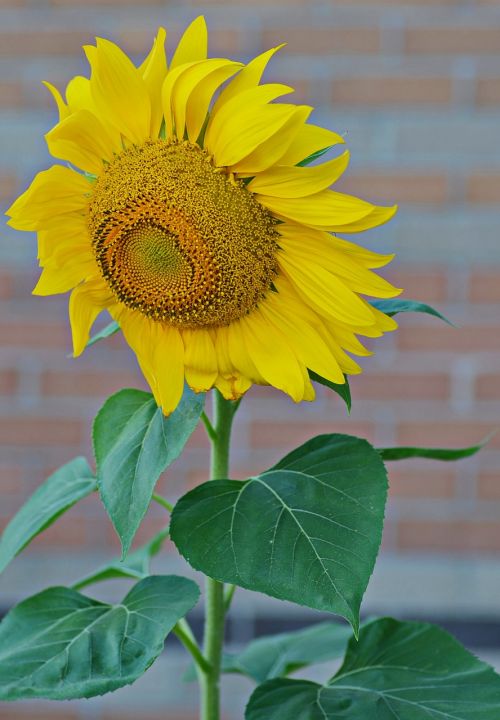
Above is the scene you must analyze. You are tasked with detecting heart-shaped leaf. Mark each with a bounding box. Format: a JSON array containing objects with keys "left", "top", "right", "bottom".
[
  {"left": 0, "top": 457, "right": 96, "bottom": 574},
  {"left": 72, "top": 526, "right": 169, "bottom": 590},
  {"left": 0, "top": 575, "right": 199, "bottom": 701},
  {"left": 224, "top": 621, "right": 352, "bottom": 683},
  {"left": 246, "top": 617, "right": 500, "bottom": 719},
  {"left": 94, "top": 387, "right": 204, "bottom": 556},
  {"left": 171, "top": 434, "right": 388, "bottom": 631}
]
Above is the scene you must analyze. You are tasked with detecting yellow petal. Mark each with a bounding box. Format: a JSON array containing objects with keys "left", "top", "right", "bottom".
[
  {"left": 170, "top": 59, "right": 241, "bottom": 142},
  {"left": 85, "top": 37, "right": 151, "bottom": 145},
  {"left": 170, "top": 16, "right": 208, "bottom": 69},
  {"left": 139, "top": 27, "right": 168, "bottom": 137},
  {"left": 182, "top": 328, "right": 218, "bottom": 392},
  {"left": 232, "top": 105, "right": 313, "bottom": 175},
  {"left": 205, "top": 83, "right": 293, "bottom": 156},
  {"left": 259, "top": 292, "right": 345, "bottom": 384},
  {"left": 210, "top": 102, "right": 298, "bottom": 169},
  {"left": 6, "top": 166, "right": 90, "bottom": 231},
  {"left": 257, "top": 188, "right": 376, "bottom": 231},
  {"left": 278, "top": 250, "right": 377, "bottom": 327},
  {"left": 117, "top": 308, "right": 186, "bottom": 415},
  {"left": 42, "top": 81, "right": 69, "bottom": 121},
  {"left": 338, "top": 204, "right": 398, "bottom": 233},
  {"left": 328, "top": 234, "right": 395, "bottom": 269},
  {"left": 65, "top": 76, "right": 94, "bottom": 113},
  {"left": 248, "top": 150, "right": 350, "bottom": 197},
  {"left": 239, "top": 310, "right": 306, "bottom": 402},
  {"left": 46, "top": 109, "right": 121, "bottom": 174},
  {"left": 69, "top": 278, "right": 115, "bottom": 356},
  {"left": 278, "top": 123, "right": 345, "bottom": 166},
  {"left": 278, "top": 225, "right": 401, "bottom": 299},
  {"left": 214, "top": 374, "right": 251, "bottom": 401},
  {"left": 161, "top": 61, "right": 197, "bottom": 138},
  {"left": 225, "top": 322, "right": 265, "bottom": 384},
  {"left": 33, "top": 259, "right": 97, "bottom": 296},
  {"left": 212, "top": 44, "right": 285, "bottom": 114}
]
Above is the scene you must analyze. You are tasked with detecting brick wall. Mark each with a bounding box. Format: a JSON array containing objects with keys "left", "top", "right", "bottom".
[{"left": 1, "top": 0, "right": 500, "bottom": 717}]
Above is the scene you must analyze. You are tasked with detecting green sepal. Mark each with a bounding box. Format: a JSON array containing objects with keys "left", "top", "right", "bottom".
[
  {"left": 171, "top": 433, "right": 388, "bottom": 633},
  {"left": 379, "top": 437, "right": 489, "bottom": 462},
  {"left": 0, "top": 457, "right": 96, "bottom": 574},
  {"left": 86, "top": 319, "right": 120, "bottom": 349},
  {"left": 246, "top": 617, "right": 500, "bottom": 719},
  {"left": 0, "top": 575, "right": 199, "bottom": 701},
  {"left": 371, "top": 298, "right": 453, "bottom": 325},
  {"left": 309, "top": 370, "right": 351, "bottom": 412},
  {"left": 296, "top": 145, "right": 335, "bottom": 167},
  {"left": 93, "top": 387, "right": 204, "bottom": 557}
]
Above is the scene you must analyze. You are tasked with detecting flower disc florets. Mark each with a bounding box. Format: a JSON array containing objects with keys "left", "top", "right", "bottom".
[{"left": 88, "top": 139, "right": 280, "bottom": 328}]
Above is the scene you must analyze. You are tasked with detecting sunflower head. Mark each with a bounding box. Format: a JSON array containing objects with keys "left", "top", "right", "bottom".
[{"left": 6, "top": 16, "right": 400, "bottom": 414}]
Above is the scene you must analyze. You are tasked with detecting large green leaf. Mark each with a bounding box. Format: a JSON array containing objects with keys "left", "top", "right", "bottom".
[
  {"left": 371, "top": 298, "right": 452, "bottom": 325},
  {"left": 246, "top": 617, "right": 500, "bottom": 719},
  {"left": 171, "top": 434, "right": 388, "bottom": 631},
  {"left": 93, "top": 387, "right": 204, "bottom": 556},
  {"left": 0, "top": 457, "right": 96, "bottom": 574},
  {"left": 0, "top": 575, "right": 200, "bottom": 701},
  {"left": 72, "top": 527, "right": 169, "bottom": 590},
  {"left": 309, "top": 371, "right": 351, "bottom": 412},
  {"left": 379, "top": 439, "right": 486, "bottom": 462},
  {"left": 223, "top": 621, "right": 352, "bottom": 683}
]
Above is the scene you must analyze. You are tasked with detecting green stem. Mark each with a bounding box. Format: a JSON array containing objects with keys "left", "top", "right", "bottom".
[
  {"left": 200, "top": 390, "right": 237, "bottom": 720},
  {"left": 152, "top": 493, "right": 173, "bottom": 513},
  {"left": 201, "top": 410, "right": 218, "bottom": 443},
  {"left": 174, "top": 620, "right": 211, "bottom": 676},
  {"left": 223, "top": 584, "right": 237, "bottom": 613}
]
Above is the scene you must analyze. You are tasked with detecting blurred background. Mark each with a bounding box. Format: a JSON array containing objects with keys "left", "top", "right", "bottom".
[{"left": 1, "top": 0, "right": 500, "bottom": 717}]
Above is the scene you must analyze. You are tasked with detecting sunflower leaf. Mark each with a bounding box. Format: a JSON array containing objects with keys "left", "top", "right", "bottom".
[
  {"left": 0, "top": 575, "right": 200, "bottom": 701},
  {"left": 0, "top": 457, "right": 96, "bottom": 574},
  {"left": 93, "top": 387, "right": 204, "bottom": 557},
  {"left": 223, "top": 621, "right": 352, "bottom": 683},
  {"left": 245, "top": 617, "right": 500, "bottom": 719},
  {"left": 86, "top": 320, "right": 120, "bottom": 348},
  {"left": 171, "top": 434, "right": 388, "bottom": 632},
  {"left": 71, "top": 526, "right": 169, "bottom": 590},
  {"left": 371, "top": 298, "right": 453, "bottom": 325},
  {"left": 309, "top": 370, "right": 351, "bottom": 411},
  {"left": 379, "top": 437, "right": 488, "bottom": 462}
]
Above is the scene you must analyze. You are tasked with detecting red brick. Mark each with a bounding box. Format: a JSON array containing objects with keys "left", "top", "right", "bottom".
[
  {"left": 41, "top": 369, "right": 144, "bottom": 397},
  {"left": 0, "top": 417, "right": 82, "bottom": 447},
  {"left": 466, "top": 174, "right": 500, "bottom": 204},
  {"left": 250, "top": 421, "right": 375, "bottom": 449},
  {"left": 476, "top": 77, "right": 500, "bottom": 106},
  {"left": 0, "top": 711, "right": 78, "bottom": 720},
  {"left": 476, "top": 374, "right": 500, "bottom": 401},
  {"left": 0, "top": 174, "right": 18, "bottom": 202},
  {"left": 0, "top": 369, "right": 18, "bottom": 395},
  {"left": 0, "top": 322, "right": 69, "bottom": 349},
  {"left": 0, "top": 269, "right": 14, "bottom": 299},
  {"left": 352, "top": 372, "right": 449, "bottom": 401},
  {"left": 398, "top": 519, "right": 500, "bottom": 553},
  {"left": 388, "top": 467, "right": 456, "bottom": 499},
  {"left": 406, "top": 27, "right": 500, "bottom": 54},
  {"left": 28, "top": 515, "right": 88, "bottom": 548},
  {"left": 262, "top": 27, "right": 381, "bottom": 54},
  {"left": 397, "top": 421, "right": 499, "bottom": 449},
  {"left": 0, "top": 31, "right": 93, "bottom": 57},
  {"left": 337, "top": 172, "right": 449, "bottom": 205},
  {"left": 53, "top": 0, "right": 162, "bottom": 5},
  {"left": 398, "top": 325, "right": 500, "bottom": 353},
  {"left": 332, "top": 76, "right": 452, "bottom": 106},
  {"left": 0, "top": 82, "right": 23, "bottom": 109},
  {"left": 386, "top": 267, "right": 447, "bottom": 303},
  {"left": 477, "top": 471, "right": 500, "bottom": 500},
  {"left": 119, "top": 28, "right": 242, "bottom": 57},
  {"left": 0, "top": 465, "right": 23, "bottom": 494},
  {"left": 333, "top": 0, "right": 458, "bottom": 3},
  {"left": 469, "top": 271, "right": 500, "bottom": 303}
]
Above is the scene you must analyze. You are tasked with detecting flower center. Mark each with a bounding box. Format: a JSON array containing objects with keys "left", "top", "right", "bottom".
[{"left": 88, "top": 139, "right": 280, "bottom": 327}]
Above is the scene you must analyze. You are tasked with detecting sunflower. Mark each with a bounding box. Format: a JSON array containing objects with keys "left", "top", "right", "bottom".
[{"left": 6, "top": 17, "right": 400, "bottom": 414}]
